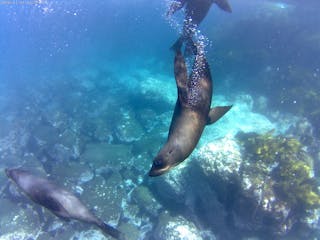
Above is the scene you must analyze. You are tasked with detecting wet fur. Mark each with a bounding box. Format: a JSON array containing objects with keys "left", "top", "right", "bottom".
[
  {"left": 149, "top": 51, "right": 231, "bottom": 176},
  {"left": 5, "top": 168, "right": 121, "bottom": 239},
  {"left": 168, "top": 0, "right": 232, "bottom": 52}
]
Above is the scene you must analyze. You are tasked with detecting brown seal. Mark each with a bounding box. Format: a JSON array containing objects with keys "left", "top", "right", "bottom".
[
  {"left": 5, "top": 168, "right": 123, "bottom": 240},
  {"left": 167, "top": 0, "right": 232, "bottom": 52},
  {"left": 149, "top": 50, "right": 231, "bottom": 177}
]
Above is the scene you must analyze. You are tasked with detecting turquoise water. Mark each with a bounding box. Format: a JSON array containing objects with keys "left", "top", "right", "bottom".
[{"left": 0, "top": 0, "right": 319, "bottom": 239}]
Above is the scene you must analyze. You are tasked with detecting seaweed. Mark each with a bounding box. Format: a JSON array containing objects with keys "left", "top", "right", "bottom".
[{"left": 237, "top": 131, "right": 320, "bottom": 212}]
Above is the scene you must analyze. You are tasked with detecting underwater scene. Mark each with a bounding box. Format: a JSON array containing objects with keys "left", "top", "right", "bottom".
[{"left": 0, "top": 0, "right": 320, "bottom": 239}]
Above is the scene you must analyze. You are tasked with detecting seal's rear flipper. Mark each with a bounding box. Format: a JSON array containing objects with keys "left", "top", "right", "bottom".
[
  {"left": 97, "top": 221, "right": 122, "bottom": 240},
  {"left": 184, "top": 38, "right": 197, "bottom": 57},
  {"left": 174, "top": 50, "right": 188, "bottom": 104},
  {"left": 166, "top": 0, "right": 187, "bottom": 17},
  {"left": 207, "top": 105, "right": 232, "bottom": 125},
  {"left": 214, "top": 0, "right": 232, "bottom": 13}
]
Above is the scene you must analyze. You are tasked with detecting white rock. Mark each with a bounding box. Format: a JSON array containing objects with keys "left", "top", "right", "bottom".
[
  {"left": 155, "top": 214, "right": 203, "bottom": 240},
  {"left": 195, "top": 135, "right": 242, "bottom": 180}
]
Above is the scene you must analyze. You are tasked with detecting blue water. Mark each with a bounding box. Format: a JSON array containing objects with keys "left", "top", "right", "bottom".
[{"left": 0, "top": 0, "right": 320, "bottom": 239}]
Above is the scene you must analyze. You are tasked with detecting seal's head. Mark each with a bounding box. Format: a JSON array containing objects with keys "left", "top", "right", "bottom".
[
  {"left": 5, "top": 168, "right": 13, "bottom": 179},
  {"left": 5, "top": 168, "right": 26, "bottom": 183},
  {"left": 149, "top": 146, "right": 184, "bottom": 177}
]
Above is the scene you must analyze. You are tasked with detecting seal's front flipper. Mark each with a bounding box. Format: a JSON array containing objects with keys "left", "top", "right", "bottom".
[
  {"left": 174, "top": 50, "right": 188, "bottom": 103},
  {"left": 213, "top": 0, "right": 232, "bottom": 13},
  {"left": 207, "top": 106, "right": 232, "bottom": 125}
]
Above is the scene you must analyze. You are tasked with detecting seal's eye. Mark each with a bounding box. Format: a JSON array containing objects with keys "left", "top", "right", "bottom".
[{"left": 153, "top": 159, "right": 164, "bottom": 168}]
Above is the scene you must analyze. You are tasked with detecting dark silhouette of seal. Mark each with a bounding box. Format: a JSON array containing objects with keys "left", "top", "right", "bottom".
[
  {"left": 167, "top": 0, "right": 232, "bottom": 53},
  {"left": 149, "top": 49, "right": 232, "bottom": 177},
  {"left": 5, "top": 168, "right": 123, "bottom": 240}
]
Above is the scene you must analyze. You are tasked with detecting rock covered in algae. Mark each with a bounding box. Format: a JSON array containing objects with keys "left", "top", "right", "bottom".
[
  {"left": 121, "top": 197, "right": 153, "bottom": 237},
  {"left": 80, "top": 142, "right": 133, "bottom": 170},
  {"left": 137, "top": 72, "right": 176, "bottom": 104},
  {"left": 115, "top": 108, "right": 145, "bottom": 143},
  {"left": 90, "top": 118, "right": 114, "bottom": 143},
  {"left": 37, "top": 222, "right": 78, "bottom": 240},
  {"left": 0, "top": 127, "right": 29, "bottom": 163},
  {"left": 236, "top": 132, "right": 320, "bottom": 236},
  {"left": 81, "top": 174, "right": 124, "bottom": 226},
  {"left": 237, "top": 131, "right": 320, "bottom": 208},
  {"left": 0, "top": 198, "right": 42, "bottom": 238},
  {"left": 149, "top": 132, "right": 320, "bottom": 238},
  {"left": 0, "top": 231, "right": 38, "bottom": 240},
  {"left": 131, "top": 185, "right": 162, "bottom": 217},
  {"left": 150, "top": 163, "right": 190, "bottom": 204},
  {"left": 50, "top": 161, "right": 94, "bottom": 188},
  {"left": 118, "top": 222, "right": 141, "bottom": 240},
  {"left": 70, "top": 229, "right": 111, "bottom": 240},
  {"left": 32, "top": 123, "right": 60, "bottom": 147}
]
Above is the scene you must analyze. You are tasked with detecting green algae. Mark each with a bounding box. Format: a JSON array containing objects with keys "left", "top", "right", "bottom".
[
  {"left": 237, "top": 131, "right": 320, "bottom": 212},
  {"left": 80, "top": 143, "right": 132, "bottom": 168},
  {"left": 274, "top": 160, "right": 320, "bottom": 210},
  {"left": 81, "top": 174, "right": 124, "bottom": 223},
  {"left": 131, "top": 185, "right": 162, "bottom": 217},
  {"left": 132, "top": 186, "right": 155, "bottom": 207},
  {"left": 118, "top": 222, "right": 141, "bottom": 240}
]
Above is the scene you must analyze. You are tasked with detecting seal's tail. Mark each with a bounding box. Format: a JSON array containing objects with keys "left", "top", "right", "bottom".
[
  {"left": 214, "top": 0, "right": 232, "bottom": 13},
  {"left": 184, "top": 38, "right": 197, "bottom": 56},
  {"left": 96, "top": 221, "right": 123, "bottom": 240}
]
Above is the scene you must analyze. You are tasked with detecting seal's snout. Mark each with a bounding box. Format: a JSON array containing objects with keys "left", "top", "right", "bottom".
[
  {"left": 148, "top": 158, "right": 170, "bottom": 177},
  {"left": 148, "top": 163, "right": 161, "bottom": 177},
  {"left": 148, "top": 167, "right": 163, "bottom": 177},
  {"left": 4, "top": 168, "right": 11, "bottom": 178}
]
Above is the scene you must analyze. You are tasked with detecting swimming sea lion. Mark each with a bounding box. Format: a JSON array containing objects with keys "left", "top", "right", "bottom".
[
  {"left": 167, "top": 0, "right": 232, "bottom": 52},
  {"left": 5, "top": 168, "right": 122, "bottom": 240},
  {"left": 149, "top": 49, "right": 232, "bottom": 177}
]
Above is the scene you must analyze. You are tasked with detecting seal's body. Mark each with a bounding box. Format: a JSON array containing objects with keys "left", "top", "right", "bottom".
[
  {"left": 5, "top": 168, "right": 122, "bottom": 239},
  {"left": 149, "top": 50, "right": 231, "bottom": 177},
  {"left": 167, "top": 0, "right": 232, "bottom": 52}
]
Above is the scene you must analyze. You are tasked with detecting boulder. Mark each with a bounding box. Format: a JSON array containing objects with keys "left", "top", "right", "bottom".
[
  {"left": 81, "top": 174, "right": 124, "bottom": 226},
  {"left": 131, "top": 186, "right": 162, "bottom": 217},
  {"left": 154, "top": 212, "right": 204, "bottom": 240},
  {"left": 115, "top": 108, "right": 144, "bottom": 143},
  {"left": 80, "top": 143, "right": 133, "bottom": 171},
  {"left": 149, "top": 132, "right": 320, "bottom": 238}
]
